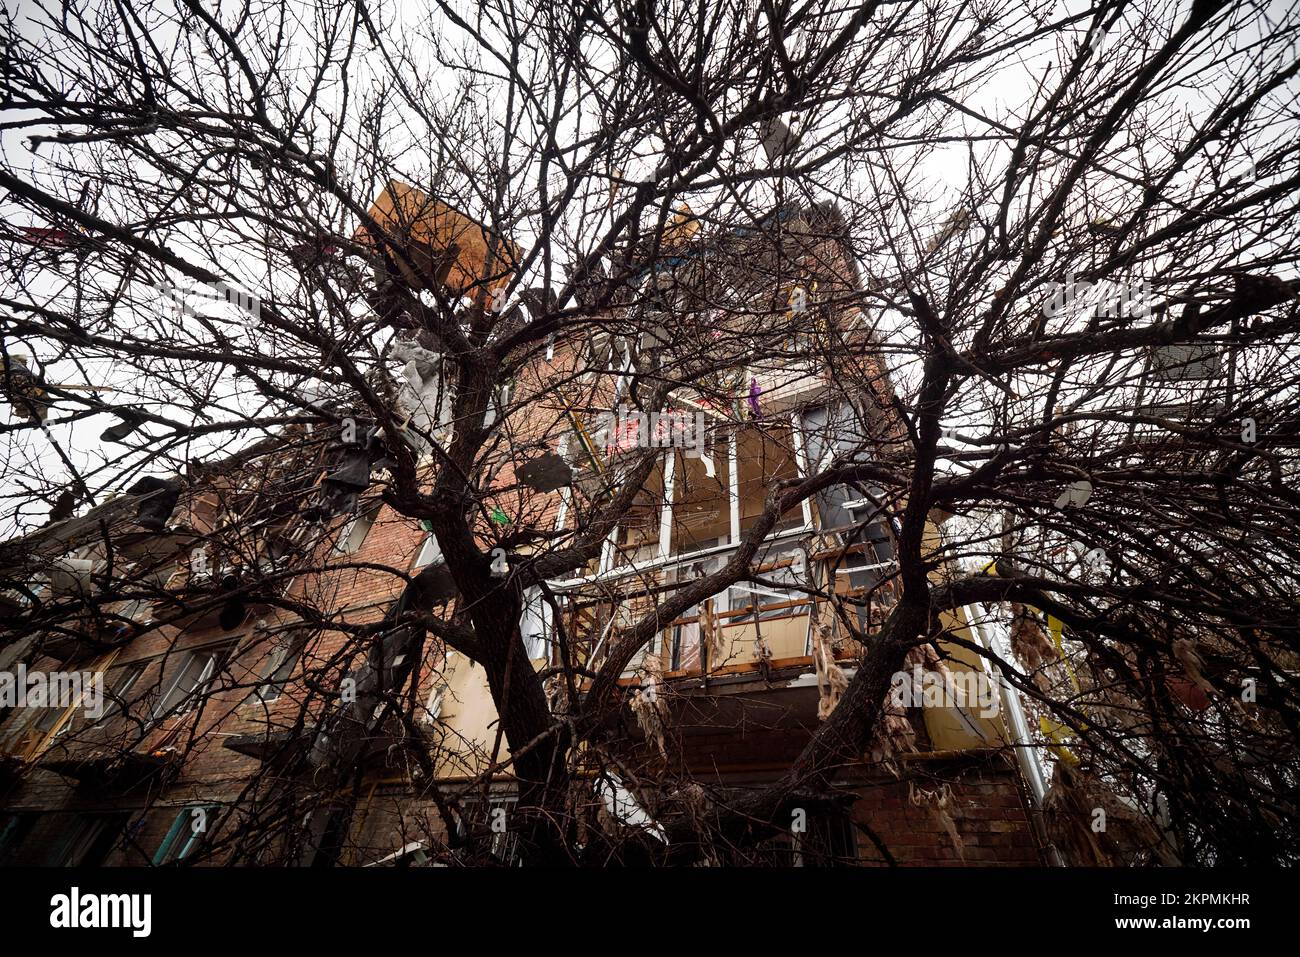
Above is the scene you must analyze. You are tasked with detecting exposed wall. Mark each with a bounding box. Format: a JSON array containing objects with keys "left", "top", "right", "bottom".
[
  {"left": 850, "top": 764, "right": 1044, "bottom": 866},
  {"left": 339, "top": 759, "right": 1045, "bottom": 867}
]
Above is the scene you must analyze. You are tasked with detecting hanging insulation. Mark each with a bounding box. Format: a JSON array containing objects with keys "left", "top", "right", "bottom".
[
  {"left": 629, "top": 655, "right": 668, "bottom": 756},
  {"left": 1009, "top": 601, "right": 1058, "bottom": 690},
  {"left": 812, "top": 624, "right": 848, "bottom": 719}
]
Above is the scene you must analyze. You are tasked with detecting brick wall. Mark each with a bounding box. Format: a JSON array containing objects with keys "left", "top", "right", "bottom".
[
  {"left": 850, "top": 765, "right": 1044, "bottom": 866},
  {"left": 338, "top": 759, "right": 1045, "bottom": 867},
  {"left": 0, "top": 503, "right": 451, "bottom": 864}
]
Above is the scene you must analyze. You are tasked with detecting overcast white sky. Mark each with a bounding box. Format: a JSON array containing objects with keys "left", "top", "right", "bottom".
[{"left": 1, "top": 0, "right": 1295, "bottom": 539}]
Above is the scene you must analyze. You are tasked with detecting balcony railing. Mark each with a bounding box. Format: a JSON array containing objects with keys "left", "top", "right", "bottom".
[{"left": 560, "top": 541, "right": 897, "bottom": 681}]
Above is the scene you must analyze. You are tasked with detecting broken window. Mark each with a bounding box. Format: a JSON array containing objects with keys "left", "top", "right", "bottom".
[
  {"left": 660, "top": 418, "right": 808, "bottom": 561},
  {"left": 84, "top": 593, "right": 154, "bottom": 645},
  {"left": 455, "top": 795, "right": 521, "bottom": 865},
  {"left": 99, "top": 661, "right": 146, "bottom": 723},
  {"left": 667, "top": 553, "right": 729, "bottom": 671},
  {"left": 798, "top": 809, "right": 860, "bottom": 866},
  {"left": 47, "top": 812, "right": 131, "bottom": 866},
  {"left": 727, "top": 546, "right": 807, "bottom": 624},
  {"left": 737, "top": 809, "right": 858, "bottom": 867},
  {"left": 613, "top": 460, "right": 665, "bottom": 559},
  {"left": 57, "top": 657, "right": 147, "bottom": 738},
  {"left": 0, "top": 653, "right": 101, "bottom": 757},
  {"left": 249, "top": 637, "right": 305, "bottom": 704},
  {"left": 0, "top": 689, "right": 72, "bottom": 752},
  {"left": 422, "top": 683, "right": 446, "bottom": 724},
  {"left": 669, "top": 444, "right": 731, "bottom": 555},
  {"left": 735, "top": 422, "right": 803, "bottom": 538},
  {"left": 830, "top": 504, "right": 898, "bottom": 636},
  {"left": 150, "top": 644, "right": 232, "bottom": 725},
  {"left": 365, "top": 841, "right": 432, "bottom": 867},
  {"left": 798, "top": 402, "right": 882, "bottom": 540},
  {"left": 669, "top": 608, "right": 700, "bottom": 672},
  {"left": 1150, "top": 341, "right": 1221, "bottom": 382}
]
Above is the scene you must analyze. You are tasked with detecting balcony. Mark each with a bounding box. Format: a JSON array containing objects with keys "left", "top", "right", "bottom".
[
  {"left": 224, "top": 725, "right": 316, "bottom": 767},
  {"left": 39, "top": 746, "right": 180, "bottom": 792},
  {"left": 565, "top": 538, "right": 897, "bottom": 683},
  {"left": 746, "top": 352, "right": 828, "bottom": 413},
  {"left": 152, "top": 559, "right": 266, "bottom": 633},
  {"left": 223, "top": 715, "right": 435, "bottom": 773}
]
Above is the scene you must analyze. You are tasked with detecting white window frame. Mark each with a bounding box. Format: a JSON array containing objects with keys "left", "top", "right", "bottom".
[
  {"left": 553, "top": 434, "right": 572, "bottom": 532},
  {"left": 422, "top": 683, "right": 446, "bottom": 724},
  {"left": 56, "top": 656, "right": 145, "bottom": 738},
  {"left": 727, "top": 545, "right": 807, "bottom": 624},
  {"left": 252, "top": 641, "right": 302, "bottom": 703},
  {"left": 152, "top": 646, "right": 226, "bottom": 723},
  {"left": 552, "top": 412, "right": 815, "bottom": 589},
  {"left": 99, "top": 661, "right": 145, "bottom": 722},
  {"left": 334, "top": 504, "right": 379, "bottom": 555},
  {"left": 455, "top": 794, "right": 522, "bottom": 865},
  {"left": 414, "top": 531, "right": 443, "bottom": 568}
]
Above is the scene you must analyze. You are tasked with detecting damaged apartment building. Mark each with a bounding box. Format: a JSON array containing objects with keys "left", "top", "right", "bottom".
[{"left": 0, "top": 180, "right": 1054, "bottom": 867}]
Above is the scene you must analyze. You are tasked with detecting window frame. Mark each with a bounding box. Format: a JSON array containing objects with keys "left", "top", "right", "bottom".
[
  {"left": 1, "top": 651, "right": 119, "bottom": 753},
  {"left": 249, "top": 638, "right": 304, "bottom": 704},
  {"left": 455, "top": 794, "right": 522, "bottom": 866},
  {"left": 414, "top": 531, "right": 443, "bottom": 568},
  {"left": 50, "top": 812, "right": 130, "bottom": 867},
  {"left": 150, "top": 644, "right": 231, "bottom": 725},
  {"left": 333, "top": 503, "right": 380, "bottom": 556},
  {"left": 152, "top": 804, "right": 220, "bottom": 866},
  {"left": 57, "top": 657, "right": 146, "bottom": 738},
  {"left": 0, "top": 812, "right": 37, "bottom": 866}
]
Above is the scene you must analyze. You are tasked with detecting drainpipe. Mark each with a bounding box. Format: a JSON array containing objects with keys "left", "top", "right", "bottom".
[{"left": 967, "top": 603, "right": 1064, "bottom": 866}]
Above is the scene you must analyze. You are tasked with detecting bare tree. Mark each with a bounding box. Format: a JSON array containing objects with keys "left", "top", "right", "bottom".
[{"left": 1, "top": 0, "right": 1298, "bottom": 866}]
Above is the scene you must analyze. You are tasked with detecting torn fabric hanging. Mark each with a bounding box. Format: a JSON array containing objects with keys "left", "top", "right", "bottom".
[
  {"left": 100, "top": 408, "right": 147, "bottom": 443},
  {"left": 127, "top": 476, "right": 183, "bottom": 531},
  {"left": 402, "top": 549, "right": 459, "bottom": 606},
  {"left": 517, "top": 450, "right": 572, "bottom": 492},
  {"left": 812, "top": 624, "right": 848, "bottom": 720},
  {"left": 390, "top": 337, "right": 452, "bottom": 452},
  {"left": 1009, "top": 601, "right": 1057, "bottom": 691},
  {"left": 629, "top": 655, "right": 669, "bottom": 757},
  {"left": 320, "top": 445, "right": 371, "bottom": 515},
  {"left": 318, "top": 419, "right": 398, "bottom": 517}
]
